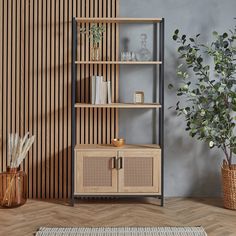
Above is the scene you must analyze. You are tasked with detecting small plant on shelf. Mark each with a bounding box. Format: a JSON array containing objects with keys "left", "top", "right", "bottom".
[
  {"left": 170, "top": 24, "right": 236, "bottom": 209},
  {"left": 80, "top": 24, "right": 105, "bottom": 61}
]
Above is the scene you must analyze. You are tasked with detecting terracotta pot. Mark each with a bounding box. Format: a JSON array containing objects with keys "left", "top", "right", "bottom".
[
  {"left": 0, "top": 167, "right": 27, "bottom": 208},
  {"left": 221, "top": 160, "right": 236, "bottom": 210}
]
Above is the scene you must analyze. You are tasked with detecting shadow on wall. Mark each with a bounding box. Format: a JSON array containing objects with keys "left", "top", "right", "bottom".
[{"left": 164, "top": 26, "right": 222, "bottom": 197}]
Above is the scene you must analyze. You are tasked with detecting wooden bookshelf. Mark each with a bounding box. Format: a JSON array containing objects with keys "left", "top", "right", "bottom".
[
  {"left": 75, "top": 17, "right": 163, "bottom": 23},
  {"left": 75, "top": 103, "right": 161, "bottom": 109},
  {"left": 71, "top": 14, "right": 165, "bottom": 206},
  {"left": 75, "top": 61, "right": 162, "bottom": 65}
]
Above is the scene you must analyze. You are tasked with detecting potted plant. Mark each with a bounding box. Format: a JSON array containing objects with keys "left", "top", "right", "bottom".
[
  {"left": 170, "top": 24, "right": 236, "bottom": 209},
  {"left": 80, "top": 23, "right": 105, "bottom": 61}
]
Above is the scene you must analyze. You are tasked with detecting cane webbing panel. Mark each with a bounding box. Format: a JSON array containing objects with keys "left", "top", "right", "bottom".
[
  {"left": 83, "top": 157, "right": 112, "bottom": 187},
  {"left": 124, "top": 157, "right": 153, "bottom": 187}
]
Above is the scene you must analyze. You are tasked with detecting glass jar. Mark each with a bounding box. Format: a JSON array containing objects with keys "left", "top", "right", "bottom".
[
  {"left": 91, "top": 44, "right": 101, "bottom": 61},
  {"left": 0, "top": 167, "right": 27, "bottom": 208},
  {"left": 136, "top": 33, "right": 152, "bottom": 61}
]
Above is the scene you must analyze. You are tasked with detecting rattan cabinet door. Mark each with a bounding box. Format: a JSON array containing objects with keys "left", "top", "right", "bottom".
[
  {"left": 75, "top": 151, "right": 118, "bottom": 194},
  {"left": 118, "top": 150, "right": 161, "bottom": 194}
]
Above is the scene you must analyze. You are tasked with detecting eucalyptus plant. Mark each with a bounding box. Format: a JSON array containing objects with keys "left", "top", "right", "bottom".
[
  {"left": 170, "top": 24, "right": 236, "bottom": 168},
  {"left": 80, "top": 24, "right": 105, "bottom": 47}
]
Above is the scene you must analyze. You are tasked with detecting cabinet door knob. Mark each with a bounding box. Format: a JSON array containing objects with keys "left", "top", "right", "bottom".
[
  {"left": 120, "top": 157, "right": 123, "bottom": 169},
  {"left": 117, "top": 157, "right": 123, "bottom": 169},
  {"left": 112, "top": 157, "right": 116, "bottom": 169}
]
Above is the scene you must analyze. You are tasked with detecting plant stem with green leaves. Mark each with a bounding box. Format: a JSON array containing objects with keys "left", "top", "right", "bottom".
[
  {"left": 170, "top": 24, "right": 236, "bottom": 168},
  {"left": 80, "top": 24, "right": 105, "bottom": 47}
]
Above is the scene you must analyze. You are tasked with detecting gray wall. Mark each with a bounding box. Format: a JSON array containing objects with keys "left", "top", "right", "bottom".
[{"left": 119, "top": 0, "right": 236, "bottom": 197}]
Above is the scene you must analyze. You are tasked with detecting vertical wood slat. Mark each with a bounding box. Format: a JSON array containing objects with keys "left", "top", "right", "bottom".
[
  {"left": 59, "top": 0, "right": 64, "bottom": 200},
  {"left": 85, "top": 0, "right": 89, "bottom": 146},
  {"left": 115, "top": 0, "right": 120, "bottom": 138},
  {"left": 108, "top": 0, "right": 114, "bottom": 141},
  {"left": 28, "top": 0, "right": 34, "bottom": 199},
  {"left": 0, "top": 0, "right": 3, "bottom": 173},
  {"left": 93, "top": 0, "right": 98, "bottom": 145},
  {"left": 23, "top": 0, "right": 28, "bottom": 179},
  {"left": 46, "top": 0, "right": 50, "bottom": 200},
  {"left": 33, "top": 0, "right": 38, "bottom": 199},
  {"left": 41, "top": 0, "right": 46, "bottom": 199},
  {"left": 97, "top": 0, "right": 102, "bottom": 145},
  {"left": 107, "top": 0, "right": 111, "bottom": 143},
  {"left": 7, "top": 0, "right": 12, "bottom": 169},
  {"left": 77, "top": 0, "right": 82, "bottom": 145},
  {"left": 0, "top": 0, "right": 119, "bottom": 200},
  {"left": 50, "top": 0, "right": 55, "bottom": 199},
  {"left": 89, "top": 0, "right": 93, "bottom": 146},
  {"left": 54, "top": 0, "right": 59, "bottom": 199},
  {"left": 102, "top": 0, "right": 107, "bottom": 145},
  {"left": 11, "top": 0, "right": 16, "bottom": 135},
  {"left": 80, "top": 0, "right": 85, "bottom": 145},
  {"left": 37, "top": 0, "right": 42, "bottom": 198},
  {"left": 2, "top": 0, "right": 7, "bottom": 171},
  {"left": 63, "top": 0, "right": 68, "bottom": 200}
]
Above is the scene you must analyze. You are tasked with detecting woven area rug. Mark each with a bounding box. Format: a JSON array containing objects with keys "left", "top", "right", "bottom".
[{"left": 35, "top": 227, "right": 207, "bottom": 236}]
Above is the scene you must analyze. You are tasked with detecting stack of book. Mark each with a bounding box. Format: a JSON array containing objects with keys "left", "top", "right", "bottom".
[{"left": 91, "top": 76, "right": 112, "bottom": 104}]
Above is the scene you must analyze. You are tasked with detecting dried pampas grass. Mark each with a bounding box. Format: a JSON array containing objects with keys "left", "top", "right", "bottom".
[{"left": 8, "top": 133, "right": 35, "bottom": 168}]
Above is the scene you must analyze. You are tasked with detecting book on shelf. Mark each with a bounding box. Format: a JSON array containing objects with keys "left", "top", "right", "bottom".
[
  {"left": 107, "top": 80, "right": 112, "bottom": 104},
  {"left": 100, "top": 80, "right": 108, "bottom": 104},
  {"left": 95, "top": 76, "right": 102, "bottom": 104},
  {"left": 91, "top": 76, "right": 111, "bottom": 105},
  {"left": 91, "top": 76, "right": 96, "bottom": 104}
]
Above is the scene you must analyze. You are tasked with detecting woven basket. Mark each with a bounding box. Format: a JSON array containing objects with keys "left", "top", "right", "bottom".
[{"left": 221, "top": 160, "right": 236, "bottom": 210}]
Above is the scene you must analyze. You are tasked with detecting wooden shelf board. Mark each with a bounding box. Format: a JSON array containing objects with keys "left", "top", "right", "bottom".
[
  {"left": 75, "top": 144, "right": 161, "bottom": 150},
  {"left": 75, "top": 61, "right": 162, "bottom": 65},
  {"left": 75, "top": 17, "right": 163, "bottom": 23},
  {"left": 75, "top": 103, "right": 161, "bottom": 109}
]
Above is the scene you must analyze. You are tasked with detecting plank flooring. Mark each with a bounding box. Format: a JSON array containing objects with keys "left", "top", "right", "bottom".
[{"left": 0, "top": 198, "right": 235, "bottom": 236}]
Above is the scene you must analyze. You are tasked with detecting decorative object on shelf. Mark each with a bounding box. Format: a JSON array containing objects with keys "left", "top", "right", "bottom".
[
  {"left": 91, "top": 76, "right": 111, "bottom": 104},
  {"left": 111, "top": 138, "right": 125, "bottom": 147},
  {"left": 121, "top": 51, "right": 131, "bottom": 61},
  {"left": 107, "top": 80, "right": 112, "bottom": 104},
  {"left": 131, "top": 52, "right": 136, "bottom": 61},
  {"left": 134, "top": 91, "right": 144, "bottom": 104},
  {"left": 136, "top": 33, "right": 152, "bottom": 61},
  {"left": 0, "top": 133, "right": 35, "bottom": 208},
  {"left": 170, "top": 24, "right": 236, "bottom": 209},
  {"left": 80, "top": 24, "right": 105, "bottom": 61},
  {"left": 91, "top": 45, "right": 101, "bottom": 61},
  {"left": 121, "top": 51, "right": 136, "bottom": 61}
]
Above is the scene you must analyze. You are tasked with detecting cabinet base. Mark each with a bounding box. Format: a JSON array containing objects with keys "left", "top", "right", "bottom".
[{"left": 70, "top": 194, "right": 164, "bottom": 207}]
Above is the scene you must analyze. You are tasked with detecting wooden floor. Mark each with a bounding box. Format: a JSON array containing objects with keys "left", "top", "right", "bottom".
[{"left": 0, "top": 198, "right": 236, "bottom": 236}]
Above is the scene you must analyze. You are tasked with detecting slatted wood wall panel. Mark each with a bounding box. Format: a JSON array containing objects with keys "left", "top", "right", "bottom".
[
  {"left": 73, "top": 0, "right": 120, "bottom": 196},
  {"left": 0, "top": 0, "right": 118, "bottom": 199},
  {"left": 76, "top": 0, "right": 119, "bottom": 146}
]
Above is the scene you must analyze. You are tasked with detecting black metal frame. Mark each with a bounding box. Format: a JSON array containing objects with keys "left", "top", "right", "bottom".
[
  {"left": 71, "top": 17, "right": 165, "bottom": 206},
  {"left": 159, "top": 19, "right": 165, "bottom": 206},
  {"left": 71, "top": 17, "right": 77, "bottom": 206}
]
